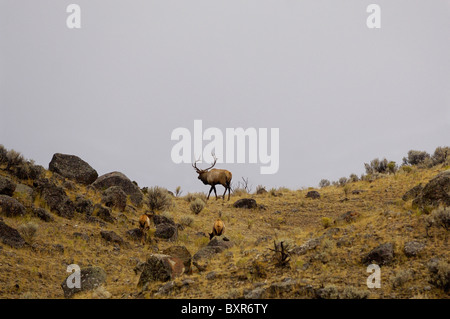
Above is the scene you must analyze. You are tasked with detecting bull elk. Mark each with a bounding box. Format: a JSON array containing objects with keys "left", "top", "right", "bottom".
[
  {"left": 192, "top": 154, "right": 232, "bottom": 200},
  {"left": 209, "top": 218, "right": 225, "bottom": 240},
  {"left": 138, "top": 211, "right": 155, "bottom": 245}
]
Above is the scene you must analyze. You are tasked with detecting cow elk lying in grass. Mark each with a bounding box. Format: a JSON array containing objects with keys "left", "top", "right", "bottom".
[
  {"left": 139, "top": 211, "right": 155, "bottom": 245},
  {"left": 209, "top": 218, "right": 225, "bottom": 240},
  {"left": 192, "top": 154, "right": 232, "bottom": 201}
]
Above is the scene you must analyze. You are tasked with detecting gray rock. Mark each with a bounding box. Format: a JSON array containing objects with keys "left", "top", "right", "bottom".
[
  {"left": 126, "top": 228, "right": 144, "bottom": 242},
  {"left": 100, "top": 230, "right": 126, "bottom": 246},
  {"left": 14, "top": 183, "right": 33, "bottom": 202},
  {"left": 32, "top": 207, "right": 54, "bottom": 222},
  {"left": 74, "top": 195, "right": 93, "bottom": 215},
  {"left": 404, "top": 241, "right": 425, "bottom": 257},
  {"left": 306, "top": 190, "right": 320, "bottom": 199},
  {"left": 233, "top": 198, "right": 257, "bottom": 209},
  {"left": 162, "top": 246, "right": 192, "bottom": 274},
  {"left": 93, "top": 204, "right": 115, "bottom": 223},
  {"left": 363, "top": 243, "right": 394, "bottom": 265},
  {"left": 402, "top": 184, "right": 423, "bottom": 201},
  {"left": 153, "top": 214, "right": 175, "bottom": 226},
  {"left": 0, "top": 195, "right": 26, "bottom": 217},
  {"left": 0, "top": 176, "right": 16, "bottom": 196},
  {"left": 291, "top": 238, "right": 321, "bottom": 256},
  {"left": 155, "top": 223, "right": 178, "bottom": 241},
  {"left": 49, "top": 153, "right": 98, "bottom": 185},
  {"left": 33, "top": 179, "right": 75, "bottom": 219},
  {"left": 92, "top": 172, "right": 143, "bottom": 206},
  {"left": 0, "top": 221, "right": 26, "bottom": 248},
  {"left": 137, "top": 254, "right": 186, "bottom": 289},
  {"left": 412, "top": 170, "right": 450, "bottom": 209},
  {"left": 61, "top": 266, "right": 107, "bottom": 298},
  {"left": 244, "top": 287, "right": 267, "bottom": 299},
  {"left": 101, "top": 186, "right": 127, "bottom": 212}
]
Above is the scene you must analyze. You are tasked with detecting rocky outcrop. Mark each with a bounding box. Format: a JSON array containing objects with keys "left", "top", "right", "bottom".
[
  {"left": 412, "top": 170, "right": 450, "bottom": 209},
  {"left": 33, "top": 179, "right": 75, "bottom": 219},
  {"left": 0, "top": 221, "right": 26, "bottom": 248},
  {"left": 363, "top": 243, "right": 394, "bottom": 265},
  {"left": 92, "top": 172, "right": 143, "bottom": 206},
  {"left": 306, "top": 190, "right": 320, "bottom": 199},
  {"left": 61, "top": 266, "right": 107, "bottom": 298},
  {"left": 137, "top": 254, "right": 186, "bottom": 289},
  {"left": 101, "top": 186, "right": 127, "bottom": 212},
  {"left": 0, "top": 195, "right": 26, "bottom": 217},
  {"left": 0, "top": 176, "right": 16, "bottom": 196},
  {"left": 233, "top": 198, "right": 257, "bottom": 209},
  {"left": 49, "top": 153, "right": 98, "bottom": 185}
]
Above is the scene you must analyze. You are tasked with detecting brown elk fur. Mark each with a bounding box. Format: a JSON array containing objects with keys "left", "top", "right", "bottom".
[
  {"left": 139, "top": 212, "right": 154, "bottom": 245},
  {"left": 193, "top": 155, "right": 232, "bottom": 201},
  {"left": 209, "top": 218, "right": 225, "bottom": 240}
]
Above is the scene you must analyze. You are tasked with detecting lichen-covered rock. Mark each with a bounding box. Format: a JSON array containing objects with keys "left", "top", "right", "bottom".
[
  {"left": 0, "top": 195, "right": 26, "bottom": 217},
  {"left": 412, "top": 170, "right": 450, "bottom": 209},
  {"left": 363, "top": 243, "right": 394, "bottom": 265},
  {"left": 49, "top": 153, "right": 98, "bottom": 185},
  {"left": 92, "top": 172, "right": 143, "bottom": 206},
  {"left": 0, "top": 221, "right": 26, "bottom": 248},
  {"left": 137, "top": 254, "right": 185, "bottom": 289},
  {"left": 306, "top": 191, "right": 320, "bottom": 199},
  {"left": 61, "top": 266, "right": 107, "bottom": 298},
  {"left": 233, "top": 198, "right": 257, "bottom": 209},
  {"left": 0, "top": 176, "right": 16, "bottom": 196},
  {"left": 101, "top": 186, "right": 127, "bottom": 212},
  {"left": 163, "top": 246, "right": 192, "bottom": 274}
]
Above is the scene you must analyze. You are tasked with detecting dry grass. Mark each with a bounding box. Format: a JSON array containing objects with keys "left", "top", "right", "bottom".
[{"left": 0, "top": 163, "right": 449, "bottom": 299}]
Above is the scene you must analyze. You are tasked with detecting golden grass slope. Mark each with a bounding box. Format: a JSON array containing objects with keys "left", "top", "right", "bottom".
[{"left": 0, "top": 164, "right": 448, "bottom": 299}]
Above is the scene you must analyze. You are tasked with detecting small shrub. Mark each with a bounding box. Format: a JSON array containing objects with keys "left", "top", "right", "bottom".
[
  {"left": 319, "top": 179, "right": 331, "bottom": 188},
  {"left": 255, "top": 185, "right": 267, "bottom": 194},
  {"left": 179, "top": 215, "right": 194, "bottom": 227},
  {"left": 343, "top": 184, "right": 351, "bottom": 197},
  {"left": 403, "top": 150, "right": 430, "bottom": 166},
  {"left": 401, "top": 166, "right": 413, "bottom": 173},
  {"left": 18, "top": 222, "right": 39, "bottom": 244},
  {"left": 428, "top": 259, "right": 450, "bottom": 292},
  {"left": 338, "top": 177, "right": 348, "bottom": 187},
  {"left": 348, "top": 174, "right": 359, "bottom": 183},
  {"left": 175, "top": 186, "right": 182, "bottom": 197},
  {"left": 5, "top": 149, "right": 25, "bottom": 170},
  {"left": 391, "top": 270, "right": 414, "bottom": 288},
  {"left": 184, "top": 192, "right": 207, "bottom": 203},
  {"left": 190, "top": 198, "right": 205, "bottom": 215},
  {"left": 321, "top": 217, "right": 333, "bottom": 229},
  {"left": 387, "top": 161, "right": 398, "bottom": 174},
  {"left": 232, "top": 187, "right": 247, "bottom": 196},
  {"left": 364, "top": 158, "right": 390, "bottom": 174},
  {"left": 340, "top": 287, "right": 369, "bottom": 299},
  {"left": 432, "top": 146, "right": 450, "bottom": 166},
  {"left": 0, "top": 144, "right": 7, "bottom": 164},
  {"left": 428, "top": 207, "right": 450, "bottom": 231},
  {"left": 147, "top": 186, "right": 172, "bottom": 211}
]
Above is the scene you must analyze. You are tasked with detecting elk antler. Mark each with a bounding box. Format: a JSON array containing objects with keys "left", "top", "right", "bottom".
[{"left": 192, "top": 153, "right": 217, "bottom": 173}]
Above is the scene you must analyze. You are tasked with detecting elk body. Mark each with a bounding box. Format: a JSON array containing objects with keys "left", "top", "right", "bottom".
[
  {"left": 138, "top": 212, "right": 154, "bottom": 245},
  {"left": 209, "top": 218, "right": 225, "bottom": 240},
  {"left": 193, "top": 156, "right": 232, "bottom": 200}
]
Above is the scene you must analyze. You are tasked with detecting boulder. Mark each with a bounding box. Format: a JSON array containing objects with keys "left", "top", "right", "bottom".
[
  {"left": 49, "top": 153, "right": 98, "bottom": 185},
  {"left": 93, "top": 204, "right": 115, "bottom": 223},
  {"left": 291, "top": 238, "right": 321, "bottom": 256},
  {"left": 412, "top": 170, "right": 450, "bottom": 209},
  {"left": 193, "top": 238, "right": 234, "bottom": 271},
  {"left": 74, "top": 195, "right": 94, "bottom": 215},
  {"left": 0, "top": 195, "right": 26, "bottom": 217},
  {"left": 14, "top": 183, "right": 34, "bottom": 202},
  {"left": 137, "top": 254, "right": 186, "bottom": 289},
  {"left": 101, "top": 186, "right": 127, "bottom": 212},
  {"left": 0, "top": 221, "right": 26, "bottom": 248},
  {"left": 33, "top": 179, "right": 75, "bottom": 219},
  {"left": 153, "top": 214, "right": 175, "bottom": 226},
  {"left": 306, "top": 190, "right": 320, "bottom": 199},
  {"left": 92, "top": 172, "right": 143, "bottom": 206},
  {"left": 335, "top": 211, "right": 360, "bottom": 224},
  {"left": 402, "top": 184, "right": 423, "bottom": 201},
  {"left": 233, "top": 198, "right": 257, "bottom": 209},
  {"left": 404, "top": 241, "right": 425, "bottom": 257},
  {"left": 126, "top": 228, "right": 144, "bottom": 242},
  {"left": 155, "top": 223, "right": 178, "bottom": 241},
  {"left": 100, "top": 230, "right": 126, "bottom": 246},
  {"left": 32, "top": 207, "right": 54, "bottom": 222},
  {"left": 162, "top": 246, "right": 192, "bottom": 274},
  {"left": 61, "top": 266, "right": 107, "bottom": 298},
  {"left": 0, "top": 176, "right": 16, "bottom": 196},
  {"left": 363, "top": 243, "right": 394, "bottom": 265}
]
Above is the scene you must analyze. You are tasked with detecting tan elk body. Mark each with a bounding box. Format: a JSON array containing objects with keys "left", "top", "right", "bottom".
[
  {"left": 138, "top": 212, "right": 154, "bottom": 245},
  {"left": 193, "top": 155, "right": 232, "bottom": 200},
  {"left": 209, "top": 218, "right": 225, "bottom": 240}
]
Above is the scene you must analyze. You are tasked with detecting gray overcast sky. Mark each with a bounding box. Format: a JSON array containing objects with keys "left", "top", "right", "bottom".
[{"left": 1, "top": 0, "right": 449, "bottom": 193}]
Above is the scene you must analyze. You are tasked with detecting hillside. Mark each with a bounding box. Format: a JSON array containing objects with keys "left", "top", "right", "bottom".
[{"left": 0, "top": 146, "right": 448, "bottom": 299}]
